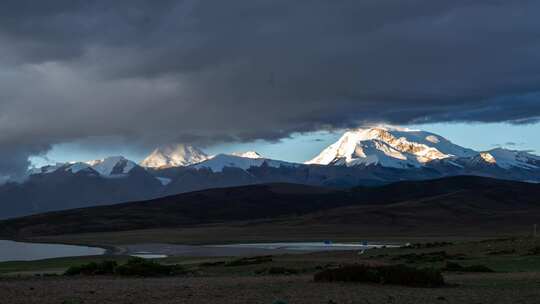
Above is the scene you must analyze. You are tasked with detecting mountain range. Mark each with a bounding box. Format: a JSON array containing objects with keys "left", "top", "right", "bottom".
[{"left": 1, "top": 125, "right": 539, "bottom": 219}]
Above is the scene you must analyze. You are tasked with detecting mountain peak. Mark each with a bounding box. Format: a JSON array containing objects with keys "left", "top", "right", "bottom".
[
  {"left": 140, "top": 144, "right": 208, "bottom": 168},
  {"left": 193, "top": 153, "right": 295, "bottom": 172},
  {"left": 86, "top": 156, "right": 137, "bottom": 177},
  {"left": 65, "top": 162, "right": 93, "bottom": 174},
  {"left": 306, "top": 126, "right": 477, "bottom": 168},
  {"left": 479, "top": 152, "right": 497, "bottom": 164},
  {"left": 231, "top": 151, "right": 263, "bottom": 159},
  {"left": 472, "top": 148, "right": 540, "bottom": 170},
  {"left": 28, "top": 162, "right": 97, "bottom": 176}
]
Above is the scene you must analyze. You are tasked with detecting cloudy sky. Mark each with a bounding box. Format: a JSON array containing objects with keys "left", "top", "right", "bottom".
[{"left": 2, "top": 1, "right": 540, "bottom": 178}]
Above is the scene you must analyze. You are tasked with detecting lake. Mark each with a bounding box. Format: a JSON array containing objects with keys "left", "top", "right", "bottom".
[
  {"left": 0, "top": 240, "right": 400, "bottom": 262},
  {"left": 123, "top": 241, "right": 401, "bottom": 257},
  {"left": 212, "top": 242, "right": 400, "bottom": 251},
  {"left": 0, "top": 240, "right": 106, "bottom": 262}
]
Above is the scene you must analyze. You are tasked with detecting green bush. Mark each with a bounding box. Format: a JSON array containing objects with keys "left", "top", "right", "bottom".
[
  {"left": 64, "top": 260, "right": 117, "bottom": 276},
  {"left": 225, "top": 256, "right": 273, "bottom": 267},
  {"left": 115, "top": 257, "right": 186, "bottom": 277},
  {"left": 255, "top": 267, "right": 299, "bottom": 275},
  {"left": 393, "top": 251, "right": 466, "bottom": 263},
  {"left": 64, "top": 258, "right": 186, "bottom": 277},
  {"left": 314, "top": 264, "right": 444, "bottom": 287},
  {"left": 443, "top": 262, "right": 494, "bottom": 273},
  {"left": 404, "top": 242, "right": 453, "bottom": 249},
  {"left": 199, "top": 261, "right": 226, "bottom": 267}
]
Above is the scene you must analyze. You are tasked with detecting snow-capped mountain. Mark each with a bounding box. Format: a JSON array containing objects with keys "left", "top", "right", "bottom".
[
  {"left": 140, "top": 144, "right": 209, "bottom": 168},
  {"left": 6, "top": 125, "right": 540, "bottom": 219},
  {"left": 5, "top": 157, "right": 162, "bottom": 219},
  {"left": 306, "top": 126, "right": 477, "bottom": 169},
  {"left": 468, "top": 148, "right": 540, "bottom": 170},
  {"left": 24, "top": 127, "right": 540, "bottom": 178},
  {"left": 193, "top": 152, "right": 294, "bottom": 172},
  {"left": 29, "top": 156, "right": 139, "bottom": 178},
  {"left": 231, "top": 151, "right": 263, "bottom": 159},
  {"left": 29, "top": 162, "right": 97, "bottom": 176},
  {"left": 86, "top": 156, "right": 138, "bottom": 177}
]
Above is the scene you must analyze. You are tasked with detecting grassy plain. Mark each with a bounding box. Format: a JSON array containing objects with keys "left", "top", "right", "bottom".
[{"left": 2, "top": 236, "right": 540, "bottom": 303}]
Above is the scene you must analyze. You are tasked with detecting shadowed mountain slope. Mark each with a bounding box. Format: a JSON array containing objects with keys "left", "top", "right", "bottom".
[{"left": 2, "top": 176, "right": 540, "bottom": 238}]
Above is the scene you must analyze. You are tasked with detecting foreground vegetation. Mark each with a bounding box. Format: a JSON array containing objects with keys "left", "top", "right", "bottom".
[
  {"left": 4, "top": 236, "right": 540, "bottom": 275},
  {"left": 64, "top": 257, "right": 188, "bottom": 277},
  {"left": 314, "top": 264, "right": 445, "bottom": 287},
  {"left": 3, "top": 236, "right": 540, "bottom": 303}
]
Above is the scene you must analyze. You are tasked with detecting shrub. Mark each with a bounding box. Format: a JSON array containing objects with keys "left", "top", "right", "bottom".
[
  {"left": 404, "top": 242, "right": 453, "bottom": 249},
  {"left": 64, "top": 260, "right": 117, "bottom": 276},
  {"left": 255, "top": 267, "right": 299, "bottom": 275},
  {"left": 64, "top": 258, "right": 186, "bottom": 277},
  {"left": 443, "top": 262, "right": 494, "bottom": 273},
  {"left": 267, "top": 267, "right": 299, "bottom": 275},
  {"left": 199, "top": 261, "right": 226, "bottom": 267},
  {"left": 225, "top": 256, "right": 273, "bottom": 267},
  {"left": 64, "top": 263, "right": 95, "bottom": 276},
  {"left": 115, "top": 257, "right": 186, "bottom": 277},
  {"left": 314, "top": 264, "right": 444, "bottom": 287},
  {"left": 392, "top": 251, "right": 466, "bottom": 263}
]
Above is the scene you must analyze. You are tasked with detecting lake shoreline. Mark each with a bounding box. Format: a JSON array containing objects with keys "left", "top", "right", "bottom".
[
  {"left": 1, "top": 238, "right": 402, "bottom": 262},
  {"left": 2, "top": 237, "right": 540, "bottom": 304},
  {"left": 0, "top": 239, "right": 108, "bottom": 263},
  {"left": 3, "top": 236, "right": 118, "bottom": 255}
]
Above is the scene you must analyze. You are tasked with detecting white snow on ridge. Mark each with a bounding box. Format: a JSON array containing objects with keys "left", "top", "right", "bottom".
[
  {"left": 21, "top": 125, "right": 540, "bottom": 180},
  {"left": 306, "top": 125, "right": 477, "bottom": 168},
  {"left": 122, "top": 160, "right": 136, "bottom": 173},
  {"left": 28, "top": 163, "right": 66, "bottom": 175},
  {"left": 306, "top": 125, "right": 540, "bottom": 171},
  {"left": 156, "top": 177, "right": 172, "bottom": 186},
  {"left": 479, "top": 152, "right": 497, "bottom": 164},
  {"left": 86, "top": 156, "right": 137, "bottom": 177},
  {"left": 141, "top": 144, "right": 208, "bottom": 168},
  {"left": 376, "top": 126, "right": 477, "bottom": 158},
  {"left": 27, "top": 162, "right": 95, "bottom": 175},
  {"left": 65, "top": 162, "right": 92, "bottom": 174},
  {"left": 425, "top": 135, "right": 440, "bottom": 143},
  {"left": 231, "top": 151, "right": 263, "bottom": 159},
  {"left": 343, "top": 140, "right": 420, "bottom": 169},
  {"left": 476, "top": 148, "right": 540, "bottom": 170},
  {"left": 26, "top": 156, "right": 138, "bottom": 179},
  {"left": 193, "top": 153, "right": 295, "bottom": 172}
]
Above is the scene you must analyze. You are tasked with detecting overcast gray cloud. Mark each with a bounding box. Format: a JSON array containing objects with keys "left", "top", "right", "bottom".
[{"left": 1, "top": 0, "right": 540, "bottom": 178}]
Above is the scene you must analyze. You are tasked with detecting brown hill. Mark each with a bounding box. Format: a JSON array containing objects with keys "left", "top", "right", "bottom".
[{"left": 2, "top": 176, "right": 540, "bottom": 238}]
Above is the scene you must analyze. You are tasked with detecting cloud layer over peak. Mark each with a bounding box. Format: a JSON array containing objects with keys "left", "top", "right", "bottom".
[{"left": 1, "top": 0, "right": 540, "bottom": 178}]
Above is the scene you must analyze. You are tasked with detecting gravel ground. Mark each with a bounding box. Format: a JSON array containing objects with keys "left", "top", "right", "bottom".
[{"left": 2, "top": 273, "right": 540, "bottom": 304}]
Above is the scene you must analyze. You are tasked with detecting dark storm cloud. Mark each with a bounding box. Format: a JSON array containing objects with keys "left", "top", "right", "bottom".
[{"left": 1, "top": 0, "right": 540, "bottom": 177}]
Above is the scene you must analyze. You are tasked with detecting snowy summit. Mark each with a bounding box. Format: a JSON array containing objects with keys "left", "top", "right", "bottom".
[
  {"left": 86, "top": 156, "right": 137, "bottom": 177},
  {"left": 306, "top": 125, "right": 477, "bottom": 169},
  {"left": 231, "top": 151, "right": 263, "bottom": 159},
  {"left": 140, "top": 144, "right": 209, "bottom": 168}
]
